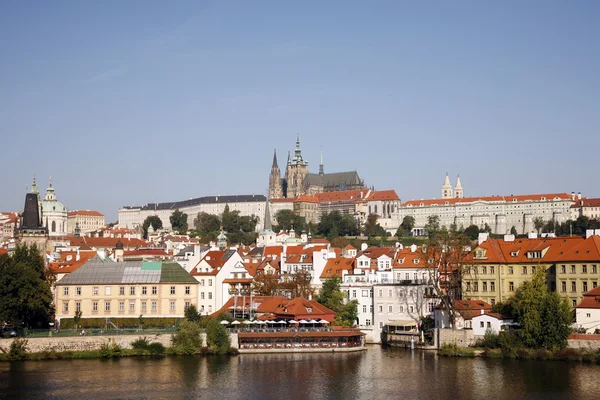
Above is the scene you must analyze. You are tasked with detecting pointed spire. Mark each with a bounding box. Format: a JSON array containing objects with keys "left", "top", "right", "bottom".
[
  {"left": 443, "top": 172, "right": 451, "bottom": 186},
  {"left": 272, "top": 149, "right": 278, "bottom": 168},
  {"left": 31, "top": 174, "right": 39, "bottom": 194},
  {"left": 455, "top": 175, "right": 463, "bottom": 189},
  {"left": 442, "top": 172, "right": 453, "bottom": 199},
  {"left": 263, "top": 201, "right": 272, "bottom": 231},
  {"left": 293, "top": 135, "right": 304, "bottom": 164},
  {"left": 287, "top": 150, "right": 291, "bottom": 165},
  {"left": 319, "top": 151, "right": 324, "bottom": 176}
]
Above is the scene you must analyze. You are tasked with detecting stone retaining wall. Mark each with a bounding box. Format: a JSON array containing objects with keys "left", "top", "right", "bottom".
[
  {"left": 0, "top": 332, "right": 239, "bottom": 353},
  {"left": 437, "top": 328, "right": 478, "bottom": 348}
]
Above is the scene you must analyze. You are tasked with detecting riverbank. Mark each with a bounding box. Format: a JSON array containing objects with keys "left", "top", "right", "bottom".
[{"left": 439, "top": 343, "right": 600, "bottom": 363}]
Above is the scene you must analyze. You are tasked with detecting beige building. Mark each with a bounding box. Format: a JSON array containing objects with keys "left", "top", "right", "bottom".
[
  {"left": 571, "top": 197, "right": 600, "bottom": 220},
  {"left": 68, "top": 210, "right": 105, "bottom": 234},
  {"left": 55, "top": 257, "right": 198, "bottom": 321}
]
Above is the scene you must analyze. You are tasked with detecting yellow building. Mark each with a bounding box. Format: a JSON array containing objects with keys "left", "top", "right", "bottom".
[
  {"left": 462, "top": 235, "right": 599, "bottom": 307},
  {"left": 55, "top": 257, "right": 197, "bottom": 321}
]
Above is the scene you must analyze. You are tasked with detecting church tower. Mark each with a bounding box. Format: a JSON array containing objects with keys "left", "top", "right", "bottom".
[
  {"left": 442, "top": 173, "right": 453, "bottom": 199},
  {"left": 454, "top": 175, "right": 464, "bottom": 199},
  {"left": 284, "top": 136, "right": 309, "bottom": 198},
  {"left": 268, "top": 149, "right": 283, "bottom": 199},
  {"left": 15, "top": 175, "right": 49, "bottom": 252}
]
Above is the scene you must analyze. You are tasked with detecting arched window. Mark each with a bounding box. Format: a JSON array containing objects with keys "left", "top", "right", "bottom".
[{"left": 51, "top": 220, "right": 56, "bottom": 232}]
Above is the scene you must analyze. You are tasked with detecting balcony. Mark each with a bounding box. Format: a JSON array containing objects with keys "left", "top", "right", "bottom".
[{"left": 395, "top": 279, "right": 430, "bottom": 286}]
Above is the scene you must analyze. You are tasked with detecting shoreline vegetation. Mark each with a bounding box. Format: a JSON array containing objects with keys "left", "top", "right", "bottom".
[{"left": 438, "top": 343, "right": 600, "bottom": 364}]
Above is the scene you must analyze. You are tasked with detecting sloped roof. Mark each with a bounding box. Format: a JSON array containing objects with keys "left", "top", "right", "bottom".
[
  {"left": 56, "top": 257, "right": 196, "bottom": 285},
  {"left": 321, "top": 257, "right": 354, "bottom": 279},
  {"left": 403, "top": 193, "right": 572, "bottom": 207},
  {"left": 304, "top": 171, "right": 362, "bottom": 189}
]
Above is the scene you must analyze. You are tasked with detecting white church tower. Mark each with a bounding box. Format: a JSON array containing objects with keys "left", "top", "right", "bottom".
[
  {"left": 442, "top": 173, "right": 453, "bottom": 199},
  {"left": 454, "top": 175, "right": 464, "bottom": 199}
]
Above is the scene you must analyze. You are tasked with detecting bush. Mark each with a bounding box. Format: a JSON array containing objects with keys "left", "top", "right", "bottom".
[
  {"left": 206, "top": 318, "right": 231, "bottom": 354},
  {"left": 8, "top": 338, "right": 28, "bottom": 361},
  {"left": 554, "top": 348, "right": 582, "bottom": 362},
  {"left": 498, "top": 331, "right": 522, "bottom": 358},
  {"left": 131, "top": 337, "right": 152, "bottom": 350},
  {"left": 439, "top": 343, "right": 475, "bottom": 357},
  {"left": 171, "top": 320, "right": 203, "bottom": 355},
  {"left": 476, "top": 329, "right": 500, "bottom": 349},
  {"left": 147, "top": 342, "right": 166, "bottom": 354},
  {"left": 100, "top": 340, "right": 123, "bottom": 358}
]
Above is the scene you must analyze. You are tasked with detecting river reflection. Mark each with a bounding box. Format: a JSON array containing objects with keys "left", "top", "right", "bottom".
[{"left": 0, "top": 346, "right": 598, "bottom": 399}]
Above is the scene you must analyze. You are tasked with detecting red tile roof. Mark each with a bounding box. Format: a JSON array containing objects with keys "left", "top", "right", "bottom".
[
  {"left": 67, "top": 236, "right": 147, "bottom": 248},
  {"left": 315, "top": 189, "right": 369, "bottom": 203},
  {"left": 68, "top": 210, "right": 104, "bottom": 217},
  {"left": 0, "top": 248, "right": 8, "bottom": 256},
  {"left": 320, "top": 257, "right": 354, "bottom": 279},
  {"left": 403, "top": 193, "right": 572, "bottom": 207},
  {"left": 366, "top": 190, "right": 400, "bottom": 201}
]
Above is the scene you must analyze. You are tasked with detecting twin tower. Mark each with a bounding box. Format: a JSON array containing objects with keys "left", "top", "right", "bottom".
[{"left": 442, "top": 174, "right": 464, "bottom": 199}]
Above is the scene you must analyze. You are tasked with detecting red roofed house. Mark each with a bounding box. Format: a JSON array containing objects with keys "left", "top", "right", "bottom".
[
  {"left": 434, "top": 300, "right": 492, "bottom": 329},
  {"left": 576, "top": 286, "right": 600, "bottom": 333},
  {"left": 191, "top": 249, "right": 249, "bottom": 315}
]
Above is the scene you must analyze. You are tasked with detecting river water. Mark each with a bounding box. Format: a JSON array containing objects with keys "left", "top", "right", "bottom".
[{"left": 1, "top": 346, "right": 598, "bottom": 399}]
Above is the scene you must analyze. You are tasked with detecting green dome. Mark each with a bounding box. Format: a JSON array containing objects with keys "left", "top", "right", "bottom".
[{"left": 42, "top": 199, "right": 67, "bottom": 213}]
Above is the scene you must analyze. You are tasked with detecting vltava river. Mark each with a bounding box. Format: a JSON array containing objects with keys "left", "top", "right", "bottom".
[{"left": 1, "top": 346, "right": 598, "bottom": 399}]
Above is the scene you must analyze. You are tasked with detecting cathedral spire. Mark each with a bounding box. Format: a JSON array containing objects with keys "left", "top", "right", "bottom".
[
  {"left": 263, "top": 201, "right": 272, "bottom": 231},
  {"left": 319, "top": 151, "right": 324, "bottom": 176},
  {"left": 442, "top": 173, "right": 453, "bottom": 199},
  {"left": 31, "top": 174, "right": 39, "bottom": 194},
  {"left": 454, "top": 175, "right": 463, "bottom": 199},
  {"left": 272, "top": 149, "right": 278, "bottom": 168},
  {"left": 293, "top": 135, "right": 304, "bottom": 164}
]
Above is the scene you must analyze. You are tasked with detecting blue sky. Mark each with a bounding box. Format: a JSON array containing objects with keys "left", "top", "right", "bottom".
[{"left": 1, "top": 1, "right": 599, "bottom": 221}]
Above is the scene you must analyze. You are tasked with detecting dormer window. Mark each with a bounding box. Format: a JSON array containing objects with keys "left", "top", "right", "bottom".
[
  {"left": 414, "top": 259, "right": 420, "bottom": 265},
  {"left": 306, "top": 307, "right": 312, "bottom": 313}
]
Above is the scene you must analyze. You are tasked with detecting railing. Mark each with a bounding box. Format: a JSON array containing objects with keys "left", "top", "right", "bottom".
[{"left": 18, "top": 327, "right": 180, "bottom": 338}]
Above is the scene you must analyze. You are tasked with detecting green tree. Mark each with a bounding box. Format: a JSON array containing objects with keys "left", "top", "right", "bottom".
[
  {"left": 221, "top": 204, "right": 240, "bottom": 233},
  {"left": 464, "top": 224, "right": 480, "bottom": 240},
  {"left": 533, "top": 217, "right": 545, "bottom": 235},
  {"left": 170, "top": 209, "right": 188, "bottom": 234},
  {"left": 184, "top": 304, "right": 201, "bottom": 323},
  {"left": 206, "top": 317, "right": 231, "bottom": 354},
  {"left": 540, "top": 291, "right": 572, "bottom": 350},
  {"left": 364, "top": 214, "right": 386, "bottom": 237},
  {"left": 399, "top": 216, "right": 415, "bottom": 237},
  {"left": 317, "top": 277, "right": 358, "bottom": 327},
  {"left": 318, "top": 212, "right": 359, "bottom": 239},
  {"left": 193, "top": 212, "right": 221, "bottom": 235},
  {"left": 273, "top": 209, "right": 307, "bottom": 233},
  {"left": 171, "top": 320, "right": 203, "bottom": 354},
  {"left": 510, "top": 226, "right": 518, "bottom": 236},
  {"left": 142, "top": 215, "right": 163, "bottom": 238},
  {"left": 424, "top": 215, "right": 441, "bottom": 239},
  {"left": 0, "top": 245, "right": 54, "bottom": 329}
]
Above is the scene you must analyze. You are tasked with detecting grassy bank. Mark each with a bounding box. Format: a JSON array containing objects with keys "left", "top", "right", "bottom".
[{"left": 438, "top": 344, "right": 600, "bottom": 363}]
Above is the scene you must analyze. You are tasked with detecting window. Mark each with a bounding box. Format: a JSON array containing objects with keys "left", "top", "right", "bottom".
[
  {"left": 63, "top": 302, "right": 69, "bottom": 312},
  {"left": 76, "top": 287, "right": 81, "bottom": 296},
  {"left": 185, "top": 286, "right": 191, "bottom": 295},
  {"left": 378, "top": 305, "right": 383, "bottom": 313},
  {"left": 152, "top": 286, "right": 158, "bottom": 295},
  {"left": 151, "top": 301, "right": 157, "bottom": 311},
  {"left": 141, "top": 302, "right": 147, "bottom": 312},
  {"left": 571, "top": 282, "right": 576, "bottom": 292},
  {"left": 105, "top": 302, "right": 111, "bottom": 312},
  {"left": 129, "top": 301, "right": 135, "bottom": 311},
  {"left": 352, "top": 290, "right": 357, "bottom": 298},
  {"left": 583, "top": 282, "right": 588, "bottom": 293},
  {"left": 170, "top": 301, "right": 176, "bottom": 312},
  {"left": 208, "top": 305, "right": 212, "bottom": 313},
  {"left": 561, "top": 281, "right": 567, "bottom": 292},
  {"left": 208, "top": 279, "right": 213, "bottom": 286},
  {"left": 531, "top": 266, "right": 536, "bottom": 274},
  {"left": 366, "top": 319, "right": 371, "bottom": 326},
  {"left": 200, "top": 279, "right": 205, "bottom": 286},
  {"left": 593, "top": 265, "right": 598, "bottom": 274},
  {"left": 63, "top": 287, "right": 69, "bottom": 296},
  {"left": 487, "top": 322, "right": 491, "bottom": 328},
  {"left": 594, "top": 281, "right": 598, "bottom": 289},
  {"left": 587, "top": 313, "right": 591, "bottom": 318},
  {"left": 409, "top": 306, "right": 414, "bottom": 313},
  {"left": 561, "top": 265, "right": 566, "bottom": 274},
  {"left": 583, "top": 265, "right": 588, "bottom": 274},
  {"left": 362, "top": 290, "right": 369, "bottom": 297},
  {"left": 466, "top": 282, "right": 471, "bottom": 291},
  {"left": 490, "top": 266, "right": 495, "bottom": 274},
  {"left": 119, "top": 301, "right": 125, "bottom": 312},
  {"left": 482, "top": 266, "right": 487, "bottom": 274},
  {"left": 105, "top": 286, "right": 111, "bottom": 296},
  {"left": 208, "top": 292, "right": 213, "bottom": 300},
  {"left": 370, "top": 305, "right": 373, "bottom": 312},
  {"left": 142, "top": 287, "right": 147, "bottom": 295},
  {"left": 490, "top": 282, "right": 495, "bottom": 292},
  {"left": 93, "top": 287, "right": 99, "bottom": 296},
  {"left": 388, "top": 305, "right": 393, "bottom": 313},
  {"left": 185, "top": 301, "right": 191, "bottom": 309},
  {"left": 491, "top": 299, "right": 496, "bottom": 306},
  {"left": 201, "top": 292, "right": 205, "bottom": 299},
  {"left": 509, "top": 282, "right": 514, "bottom": 292},
  {"left": 473, "top": 282, "right": 479, "bottom": 292},
  {"left": 130, "top": 287, "right": 135, "bottom": 295},
  {"left": 388, "top": 289, "right": 393, "bottom": 297},
  {"left": 75, "top": 302, "right": 81, "bottom": 312},
  {"left": 170, "top": 286, "right": 176, "bottom": 295},
  {"left": 378, "top": 290, "right": 383, "bottom": 297},
  {"left": 482, "top": 282, "right": 488, "bottom": 292},
  {"left": 571, "top": 265, "right": 576, "bottom": 274},
  {"left": 92, "top": 302, "right": 98, "bottom": 312},
  {"left": 522, "top": 266, "right": 527, "bottom": 275},
  {"left": 508, "top": 266, "right": 513, "bottom": 275},
  {"left": 572, "top": 300, "right": 577, "bottom": 307},
  {"left": 480, "top": 321, "right": 484, "bottom": 328},
  {"left": 362, "top": 305, "right": 367, "bottom": 313}
]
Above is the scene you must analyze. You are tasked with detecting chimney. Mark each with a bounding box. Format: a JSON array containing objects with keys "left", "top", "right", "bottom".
[
  {"left": 361, "top": 243, "right": 368, "bottom": 252},
  {"left": 503, "top": 234, "right": 515, "bottom": 242},
  {"left": 481, "top": 309, "right": 485, "bottom": 315},
  {"left": 578, "top": 192, "right": 582, "bottom": 200},
  {"left": 410, "top": 244, "right": 417, "bottom": 253}
]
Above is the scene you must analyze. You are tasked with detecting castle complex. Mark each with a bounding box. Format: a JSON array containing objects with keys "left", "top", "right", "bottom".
[{"left": 268, "top": 137, "right": 365, "bottom": 199}]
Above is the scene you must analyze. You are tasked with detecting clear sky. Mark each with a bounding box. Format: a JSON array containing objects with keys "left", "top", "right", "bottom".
[{"left": 1, "top": 1, "right": 599, "bottom": 221}]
